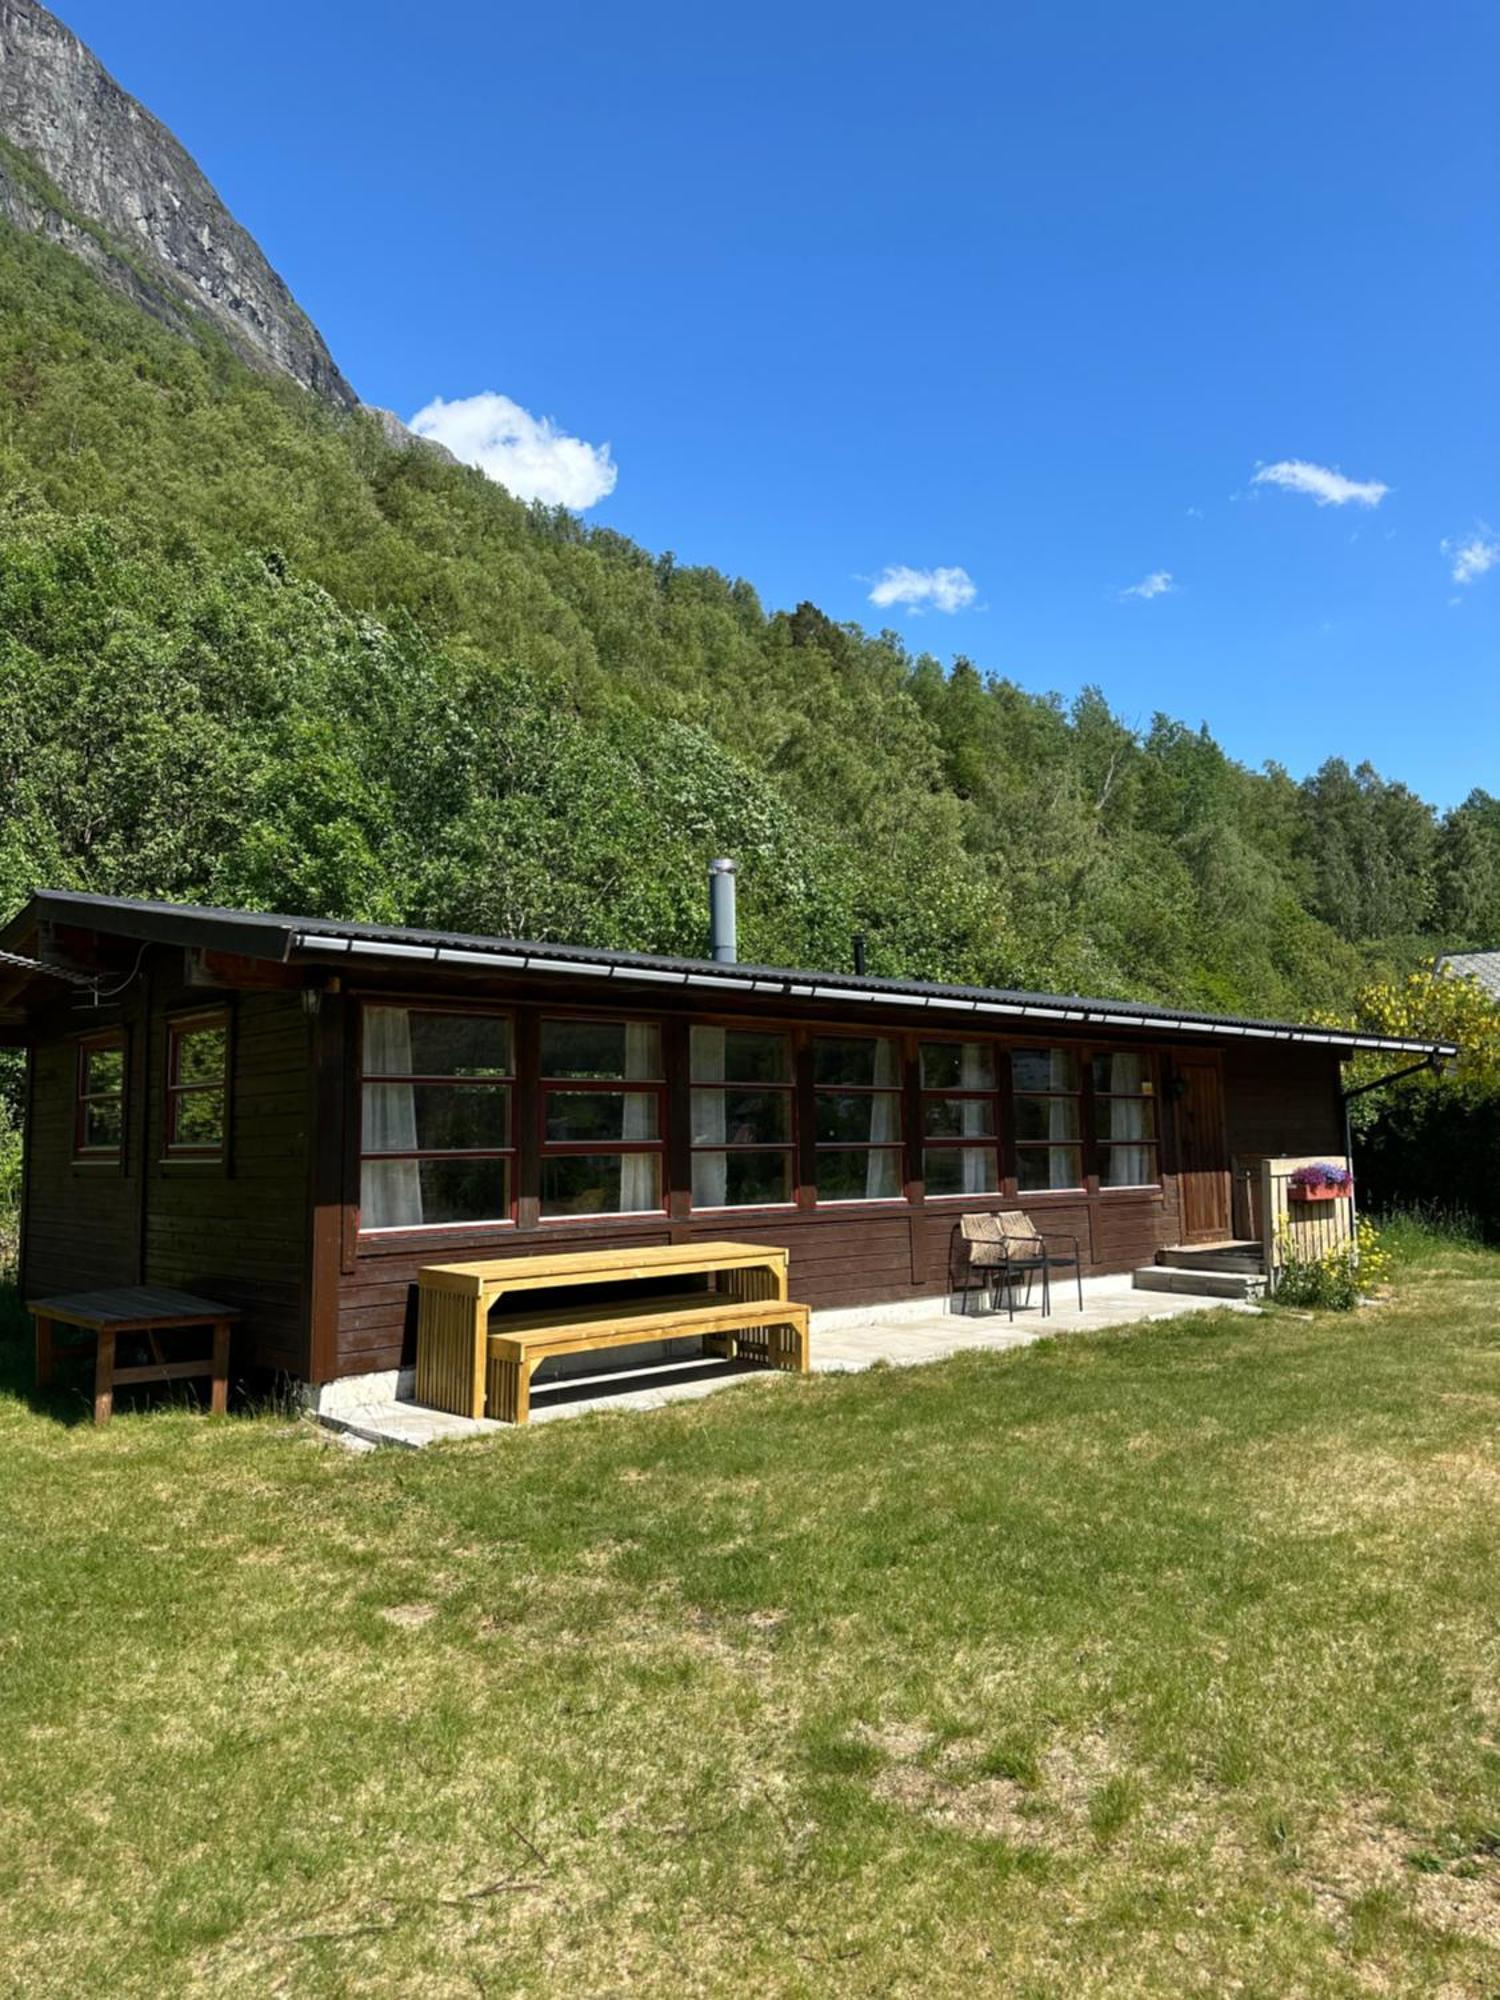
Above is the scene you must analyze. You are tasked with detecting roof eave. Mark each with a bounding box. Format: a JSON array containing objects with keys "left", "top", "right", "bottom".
[
  {"left": 285, "top": 929, "right": 1457, "bottom": 1058},
  {"left": 3, "top": 893, "right": 1459, "bottom": 1061}
]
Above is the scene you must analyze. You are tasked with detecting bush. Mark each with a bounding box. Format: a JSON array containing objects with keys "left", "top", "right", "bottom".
[
  {"left": 1340, "top": 968, "right": 1500, "bottom": 1242},
  {"left": 1273, "top": 1215, "right": 1391, "bottom": 1311},
  {"left": 0, "top": 1098, "right": 20, "bottom": 1282},
  {"left": 1373, "top": 1202, "right": 1486, "bottom": 1266}
]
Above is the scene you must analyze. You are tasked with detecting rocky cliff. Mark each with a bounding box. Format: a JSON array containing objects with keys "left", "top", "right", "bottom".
[{"left": 0, "top": 0, "right": 358, "bottom": 407}]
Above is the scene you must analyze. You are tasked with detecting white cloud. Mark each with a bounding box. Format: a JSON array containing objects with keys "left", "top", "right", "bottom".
[
  {"left": 1251, "top": 459, "right": 1388, "bottom": 508},
  {"left": 1120, "top": 569, "right": 1175, "bottom": 601},
  {"left": 407, "top": 391, "right": 617, "bottom": 509},
  {"left": 867, "top": 564, "right": 977, "bottom": 614},
  {"left": 1444, "top": 528, "right": 1500, "bottom": 585}
]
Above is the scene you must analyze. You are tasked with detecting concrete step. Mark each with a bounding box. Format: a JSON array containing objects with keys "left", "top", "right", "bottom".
[{"left": 1133, "top": 1265, "right": 1267, "bottom": 1302}]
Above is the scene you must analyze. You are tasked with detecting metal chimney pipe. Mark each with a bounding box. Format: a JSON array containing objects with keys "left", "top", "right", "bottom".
[
  {"left": 853, "top": 933, "right": 868, "bottom": 976},
  {"left": 708, "top": 858, "right": 738, "bottom": 964}
]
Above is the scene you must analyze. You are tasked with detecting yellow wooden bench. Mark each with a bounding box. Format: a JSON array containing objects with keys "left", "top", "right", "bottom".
[{"left": 415, "top": 1241, "right": 809, "bottom": 1423}]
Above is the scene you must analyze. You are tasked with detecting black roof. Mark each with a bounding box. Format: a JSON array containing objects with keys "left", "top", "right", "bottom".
[{"left": 2, "top": 889, "right": 1457, "bottom": 1057}]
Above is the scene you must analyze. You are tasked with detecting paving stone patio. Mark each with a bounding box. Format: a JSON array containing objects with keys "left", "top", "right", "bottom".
[{"left": 318, "top": 1275, "right": 1257, "bottom": 1449}]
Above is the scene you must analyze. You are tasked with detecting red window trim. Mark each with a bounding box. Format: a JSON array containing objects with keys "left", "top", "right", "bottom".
[
  {"left": 357, "top": 1004, "right": 517, "bottom": 1233},
  {"left": 74, "top": 1028, "right": 127, "bottom": 1161},
  {"left": 687, "top": 1024, "right": 798, "bottom": 1212},
  {"left": 1011, "top": 1044, "right": 1085, "bottom": 1192},
  {"left": 917, "top": 1038, "right": 1003, "bottom": 1199},
  {"left": 810, "top": 1029, "right": 905, "bottom": 1205},
  {"left": 538, "top": 1014, "right": 668, "bottom": 1220},
  {"left": 164, "top": 1010, "right": 229, "bottom": 1160},
  {"left": 1091, "top": 1048, "right": 1162, "bottom": 1189}
]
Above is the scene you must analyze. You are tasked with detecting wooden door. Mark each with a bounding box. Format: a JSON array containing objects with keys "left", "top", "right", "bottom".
[{"left": 1174, "top": 1055, "right": 1231, "bottom": 1241}]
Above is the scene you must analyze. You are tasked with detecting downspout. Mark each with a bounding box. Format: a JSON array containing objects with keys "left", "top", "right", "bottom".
[{"left": 1339, "top": 1048, "right": 1451, "bottom": 1256}]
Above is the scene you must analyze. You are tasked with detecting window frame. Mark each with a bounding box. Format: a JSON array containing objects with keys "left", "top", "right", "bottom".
[
  {"left": 810, "top": 1029, "right": 907, "bottom": 1207},
  {"left": 74, "top": 1028, "right": 127, "bottom": 1164},
  {"left": 917, "top": 1035, "right": 1003, "bottom": 1200},
  {"left": 537, "top": 1012, "right": 668, "bottom": 1222},
  {"left": 687, "top": 1021, "right": 798, "bottom": 1213},
  {"left": 1010, "top": 1043, "right": 1086, "bottom": 1194},
  {"left": 357, "top": 1003, "right": 517, "bottom": 1236},
  {"left": 1090, "top": 1047, "right": 1162, "bottom": 1190},
  {"left": 163, "top": 1009, "right": 231, "bottom": 1163}
]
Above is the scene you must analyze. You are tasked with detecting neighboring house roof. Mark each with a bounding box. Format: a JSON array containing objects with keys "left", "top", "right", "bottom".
[
  {"left": 1437, "top": 951, "right": 1500, "bottom": 1000},
  {"left": 1, "top": 889, "right": 1459, "bottom": 1058}
]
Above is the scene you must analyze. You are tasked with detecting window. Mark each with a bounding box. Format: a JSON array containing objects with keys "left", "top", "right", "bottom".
[
  {"left": 1011, "top": 1046, "right": 1083, "bottom": 1190},
  {"left": 812, "top": 1035, "right": 904, "bottom": 1201},
  {"left": 1092, "top": 1050, "right": 1159, "bottom": 1187},
  {"left": 75, "top": 1032, "right": 125, "bottom": 1158},
  {"left": 360, "top": 1007, "right": 513, "bottom": 1229},
  {"left": 690, "top": 1026, "right": 795, "bottom": 1208},
  {"left": 165, "top": 1014, "right": 228, "bottom": 1158},
  {"left": 919, "top": 1040, "right": 1001, "bottom": 1196},
  {"left": 540, "top": 1018, "right": 664, "bottom": 1216}
]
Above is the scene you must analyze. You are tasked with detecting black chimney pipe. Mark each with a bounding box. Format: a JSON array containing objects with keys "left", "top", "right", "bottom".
[{"left": 853, "top": 933, "right": 867, "bottom": 976}]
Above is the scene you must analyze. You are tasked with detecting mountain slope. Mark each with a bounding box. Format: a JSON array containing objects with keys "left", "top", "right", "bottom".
[
  {"left": 0, "top": 207, "right": 1426, "bottom": 1018},
  {"left": 0, "top": 13, "right": 1495, "bottom": 1015},
  {"left": 0, "top": 0, "right": 355, "bottom": 406}
]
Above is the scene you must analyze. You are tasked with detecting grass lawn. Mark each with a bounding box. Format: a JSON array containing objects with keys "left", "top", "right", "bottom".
[{"left": 3, "top": 1236, "right": 1500, "bottom": 1997}]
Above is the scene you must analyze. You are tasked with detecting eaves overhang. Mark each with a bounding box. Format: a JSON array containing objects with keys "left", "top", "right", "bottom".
[{"left": 1, "top": 891, "right": 1459, "bottom": 1061}]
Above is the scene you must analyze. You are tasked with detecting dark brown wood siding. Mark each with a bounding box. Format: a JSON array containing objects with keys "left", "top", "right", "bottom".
[
  {"left": 335, "top": 1184, "right": 1194, "bottom": 1381},
  {"left": 21, "top": 995, "right": 145, "bottom": 1297},
  {"left": 20, "top": 948, "right": 314, "bottom": 1378},
  {"left": 323, "top": 978, "right": 1209, "bottom": 1382},
  {"left": 140, "top": 978, "right": 312, "bottom": 1375},
  {"left": 18, "top": 933, "right": 1352, "bottom": 1387},
  {"left": 1223, "top": 1043, "right": 1344, "bottom": 1159}
]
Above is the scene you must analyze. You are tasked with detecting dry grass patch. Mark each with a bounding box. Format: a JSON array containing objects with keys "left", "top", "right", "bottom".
[
  {"left": 4, "top": 1243, "right": 1500, "bottom": 1995},
  {"left": 1307, "top": 1804, "right": 1500, "bottom": 1952}
]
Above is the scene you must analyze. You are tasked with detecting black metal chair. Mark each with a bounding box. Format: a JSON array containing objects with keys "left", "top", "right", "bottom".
[{"left": 957, "top": 1211, "right": 1084, "bottom": 1320}]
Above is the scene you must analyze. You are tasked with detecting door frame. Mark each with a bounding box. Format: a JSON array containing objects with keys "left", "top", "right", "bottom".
[{"left": 1171, "top": 1050, "right": 1232, "bottom": 1243}]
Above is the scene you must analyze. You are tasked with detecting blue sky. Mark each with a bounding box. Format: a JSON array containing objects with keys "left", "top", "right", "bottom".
[{"left": 61, "top": 0, "right": 1499, "bottom": 807}]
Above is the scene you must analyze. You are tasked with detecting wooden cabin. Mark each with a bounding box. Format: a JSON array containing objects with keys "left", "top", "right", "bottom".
[{"left": 0, "top": 890, "right": 1452, "bottom": 1402}]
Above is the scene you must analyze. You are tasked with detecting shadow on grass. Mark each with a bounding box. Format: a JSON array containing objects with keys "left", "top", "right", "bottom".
[
  {"left": 0, "top": 1279, "right": 245, "bottom": 1428},
  {"left": 0, "top": 1277, "right": 82, "bottom": 1424}
]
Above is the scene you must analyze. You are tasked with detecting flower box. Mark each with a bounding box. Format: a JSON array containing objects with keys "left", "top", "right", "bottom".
[{"left": 1286, "top": 1162, "right": 1354, "bottom": 1202}]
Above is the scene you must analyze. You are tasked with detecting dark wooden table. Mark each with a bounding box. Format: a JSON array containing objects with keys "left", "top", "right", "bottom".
[{"left": 29, "top": 1286, "right": 238, "bottom": 1424}]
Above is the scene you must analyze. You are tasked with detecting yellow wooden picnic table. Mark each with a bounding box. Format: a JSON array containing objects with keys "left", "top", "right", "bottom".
[{"left": 414, "top": 1240, "right": 807, "bottom": 1423}]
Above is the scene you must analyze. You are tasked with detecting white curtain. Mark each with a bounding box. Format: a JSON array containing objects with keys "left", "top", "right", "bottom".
[
  {"left": 1049, "top": 1051, "right": 1078, "bottom": 1187},
  {"left": 1104, "top": 1052, "right": 1150, "bottom": 1184},
  {"left": 960, "top": 1040, "right": 991, "bottom": 1194},
  {"left": 361, "top": 1007, "right": 423, "bottom": 1227},
  {"left": 620, "top": 1019, "right": 659, "bottom": 1212},
  {"left": 865, "top": 1038, "right": 900, "bottom": 1197},
  {"left": 690, "top": 1025, "right": 728, "bottom": 1208}
]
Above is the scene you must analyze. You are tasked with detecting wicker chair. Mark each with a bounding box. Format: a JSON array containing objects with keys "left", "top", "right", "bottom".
[{"left": 957, "top": 1211, "right": 1084, "bottom": 1320}]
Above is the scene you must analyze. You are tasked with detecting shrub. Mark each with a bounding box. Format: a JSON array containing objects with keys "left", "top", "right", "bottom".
[
  {"left": 1374, "top": 1202, "right": 1486, "bottom": 1265},
  {"left": 1274, "top": 1215, "right": 1390, "bottom": 1311},
  {"left": 0, "top": 1097, "right": 20, "bottom": 1282}
]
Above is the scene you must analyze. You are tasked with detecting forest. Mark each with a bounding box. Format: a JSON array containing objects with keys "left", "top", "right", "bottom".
[{"left": 1, "top": 214, "right": 1498, "bottom": 1243}]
